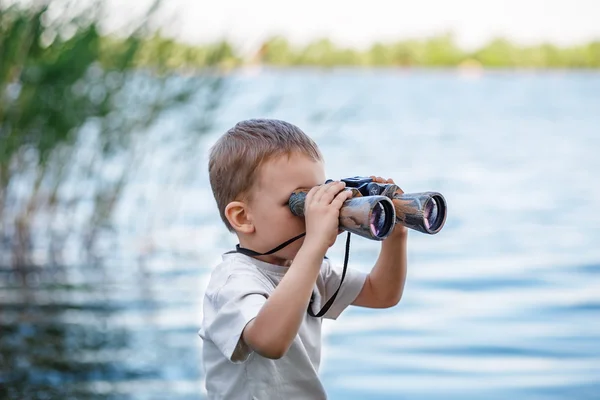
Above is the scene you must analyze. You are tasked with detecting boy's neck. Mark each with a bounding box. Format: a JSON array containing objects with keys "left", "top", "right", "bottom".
[
  {"left": 255, "top": 254, "right": 293, "bottom": 267},
  {"left": 237, "top": 236, "right": 292, "bottom": 267}
]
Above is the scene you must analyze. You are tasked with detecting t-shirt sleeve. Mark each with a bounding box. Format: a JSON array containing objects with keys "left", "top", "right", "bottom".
[
  {"left": 202, "top": 271, "right": 270, "bottom": 363},
  {"left": 320, "top": 259, "right": 368, "bottom": 320}
]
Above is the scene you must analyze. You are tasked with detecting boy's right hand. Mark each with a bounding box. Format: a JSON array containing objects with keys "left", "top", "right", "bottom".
[{"left": 303, "top": 181, "right": 353, "bottom": 253}]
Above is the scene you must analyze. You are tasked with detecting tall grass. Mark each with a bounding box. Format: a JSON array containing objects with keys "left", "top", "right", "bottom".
[{"left": 0, "top": 1, "right": 227, "bottom": 268}]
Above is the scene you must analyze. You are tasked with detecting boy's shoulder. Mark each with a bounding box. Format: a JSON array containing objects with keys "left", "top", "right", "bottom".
[
  {"left": 203, "top": 252, "right": 278, "bottom": 298},
  {"left": 208, "top": 252, "right": 258, "bottom": 278}
]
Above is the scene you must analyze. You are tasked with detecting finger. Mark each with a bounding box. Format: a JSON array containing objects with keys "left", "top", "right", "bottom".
[
  {"left": 304, "top": 185, "right": 320, "bottom": 206},
  {"left": 308, "top": 181, "right": 332, "bottom": 203},
  {"left": 315, "top": 181, "right": 344, "bottom": 203},
  {"left": 309, "top": 183, "right": 325, "bottom": 203},
  {"left": 369, "top": 175, "right": 386, "bottom": 184},
  {"left": 330, "top": 188, "right": 354, "bottom": 210},
  {"left": 386, "top": 178, "right": 395, "bottom": 184},
  {"left": 320, "top": 181, "right": 347, "bottom": 204}
]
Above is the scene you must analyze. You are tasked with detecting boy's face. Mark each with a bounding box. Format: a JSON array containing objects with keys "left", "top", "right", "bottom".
[{"left": 246, "top": 151, "right": 326, "bottom": 264}]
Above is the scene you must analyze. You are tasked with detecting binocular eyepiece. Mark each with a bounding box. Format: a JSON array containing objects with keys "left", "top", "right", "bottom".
[{"left": 288, "top": 176, "right": 447, "bottom": 241}]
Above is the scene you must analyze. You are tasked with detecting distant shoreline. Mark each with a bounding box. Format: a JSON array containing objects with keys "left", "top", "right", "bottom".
[
  {"left": 167, "top": 65, "right": 600, "bottom": 77},
  {"left": 104, "top": 33, "right": 600, "bottom": 71},
  {"left": 232, "top": 65, "right": 600, "bottom": 72}
]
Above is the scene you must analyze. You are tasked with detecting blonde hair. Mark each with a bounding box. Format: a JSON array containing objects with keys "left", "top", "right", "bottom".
[{"left": 208, "top": 119, "right": 323, "bottom": 231}]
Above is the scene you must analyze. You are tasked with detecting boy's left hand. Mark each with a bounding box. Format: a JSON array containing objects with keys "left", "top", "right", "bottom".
[{"left": 370, "top": 175, "right": 408, "bottom": 239}]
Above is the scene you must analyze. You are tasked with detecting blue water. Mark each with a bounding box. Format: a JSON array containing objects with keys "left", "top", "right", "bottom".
[{"left": 2, "top": 68, "right": 599, "bottom": 399}]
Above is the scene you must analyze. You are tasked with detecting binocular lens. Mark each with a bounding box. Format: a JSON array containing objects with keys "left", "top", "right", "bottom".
[
  {"left": 369, "top": 199, "right": 394, "bottom": 239},
  {"left": 424, "top": 195, "right": 444, "bottom": 231}
]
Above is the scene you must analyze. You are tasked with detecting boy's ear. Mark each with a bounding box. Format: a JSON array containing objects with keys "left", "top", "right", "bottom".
[{"left": 225, "top": 201, "right": 254, "bottom": 234}]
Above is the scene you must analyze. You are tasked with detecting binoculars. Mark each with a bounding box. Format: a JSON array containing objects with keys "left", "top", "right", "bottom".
[{"left": 288, "top": 176, "right": 447, "bottom": 241}]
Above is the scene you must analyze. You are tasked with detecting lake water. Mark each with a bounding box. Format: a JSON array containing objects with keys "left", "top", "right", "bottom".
[{"left": 1, "top": 68, "right": 600, "bottom": 399}]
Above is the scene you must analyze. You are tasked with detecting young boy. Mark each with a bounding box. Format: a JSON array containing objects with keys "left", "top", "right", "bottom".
[{"left": 198, "top": 119, "right": 407, "bottom": 399}]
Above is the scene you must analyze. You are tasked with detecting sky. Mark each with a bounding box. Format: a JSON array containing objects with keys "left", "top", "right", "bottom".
[
  {"left": 105, "top": 0, "right": 600, "bottom": 50},
  {"left": 26, "top": 0, "right": 600, "bottom": 52}
]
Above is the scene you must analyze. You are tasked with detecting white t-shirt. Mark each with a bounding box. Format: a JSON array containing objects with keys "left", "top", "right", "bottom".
[{"left": 198, "top": 252, "right": 367, "bottom": 400}]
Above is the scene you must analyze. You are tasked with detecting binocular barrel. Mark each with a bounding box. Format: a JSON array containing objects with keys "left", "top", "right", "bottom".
[
  {"left": 392, "top": 192, "right": 447, "bottom": 235},
  {"left": 288, "top": 187, "right": 447, "bottom": 240}
]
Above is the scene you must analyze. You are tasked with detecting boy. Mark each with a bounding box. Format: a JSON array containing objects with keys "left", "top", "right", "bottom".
[{"left": 198, "top": 119, "right": 407, "bottom": 399}]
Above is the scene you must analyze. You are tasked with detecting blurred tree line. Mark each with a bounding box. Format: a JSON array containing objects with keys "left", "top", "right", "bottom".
[
  {"left": 47, "top": 30, "right": 600, "bottom": 70},
  {"left": 102, "top": 33, "right": 238, "bottom": 71},
  {"left": 97, "top": 32, "right": 600, "bottom": 69},
  {"left": 257, "top": 33, "right": 600, "bottom": 68},
  {"left": 133, "top": 32, "right": 600, "bottom": 69},
  {"left": 0, "top": 1, "right": 228, "bottom": 268}
]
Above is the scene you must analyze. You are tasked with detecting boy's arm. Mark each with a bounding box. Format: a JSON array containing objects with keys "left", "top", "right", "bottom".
[
  {"left": 241, "top": 242, "right": 324, "bottom": 359},
  {"left": 352, "top": 227, "right": 407, "bottom": 308},
  {"left": 352, "top": 176, "right": 408, "bottom": 308}
]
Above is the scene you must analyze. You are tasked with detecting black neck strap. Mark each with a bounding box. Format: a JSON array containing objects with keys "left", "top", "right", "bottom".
[
  {"left": 307, "top": 232, "right": 351, "bottom": 318},
  {"left": 234, "top": 232, "right": 306, "bottom": 257},
  {"left": 230, "top": 232, "right": 352, "bottom": 318}
]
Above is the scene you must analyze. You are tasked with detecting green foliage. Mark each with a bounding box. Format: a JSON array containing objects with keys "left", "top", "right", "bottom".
[
  {"left": 0, "top": 1, "right": 226, "bottom": 267},
  {"left": 118, "top": 33, "right": 240, "bottom": 71},
  {"left": 259, "top": 36, "right": 296, "bottom": 65},
  {"left": 256, "top": 33, "right": 600, "bottom": 68}
]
